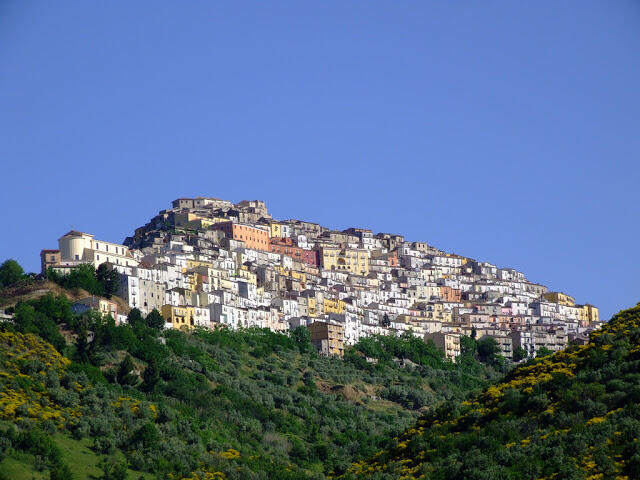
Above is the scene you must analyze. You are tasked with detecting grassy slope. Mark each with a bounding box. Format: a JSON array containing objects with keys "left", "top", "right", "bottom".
[
  {"left": 0, "top": 432, "right": 154, "bottom": 479},
  {"left": 0, "top": 278, "right": 130, "bottom": 314}
]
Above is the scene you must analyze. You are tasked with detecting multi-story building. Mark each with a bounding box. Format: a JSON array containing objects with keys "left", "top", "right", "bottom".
[
  {"left": 41, "top": 230, "right": 139, "bottom": 274},
  {"left": 309, "top": 321, "right": 345, "bottom": 356},
  {"left": 210, "top": 222, "right": 270, "bottom": 252},
  {"left": 318, "top": 246, "right": 370, "bottom": 276},
  {"left": 424, "top": 332, "right": 461, "bottom": 360}
]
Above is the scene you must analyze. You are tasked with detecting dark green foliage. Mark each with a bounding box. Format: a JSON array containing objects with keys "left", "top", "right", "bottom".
[
  {"left": 16, "top": 428, "right": 62, "bottom": 466},
  {"left": 537, "top": 346, "right": 553, "bottom": 357},
  {"left": 96, "top": 264, "right": 120, "bottom": 299},
  {"left": 0, "top": 258, "right": 25, "bottom": 288},
  {"left": 513, "top": 346, "right": 528, "bottom": 362},
  {"left": 47, "top": 264, "right": 104, "bottom": 296},
  {"left": 460, "top": 335, "right": 477, "bottom": 357},
  {"left": 10, "top": 293, "right": 71, "bottom": 351},
  {"left": 99, "top": 458, "right": 128, "bottom": 480},
  {"left": 476, "top": 336, "right": 501, "bottom": 365},
  {"left": 50, "top": 460, "right": 73, "bottom": 480},
  {"left": 74, "top": 327, "right": 90, "bottom": 363},
  {"left": 126, "top": 308, "right": 144, "bottom": 330},
  {"left": 130, "top": 423, "right": 160, "bottom": 450},
  {"left": 290, "top": 325, "right": 312, "bottom": 353},
  {"left": 145, "top": 308, "right": 164, "bottom": 330},
  {"left": 116, "top": 355, "right": 138, "bottom": 386},
  {"left": 140, "top": 357, "right": 160, "bottom": 393},
  {"left": 350, "top": 331, "right": 447, "bottom": 367}
]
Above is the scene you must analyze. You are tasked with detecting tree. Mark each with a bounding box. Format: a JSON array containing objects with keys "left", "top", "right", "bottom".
[
  {"left": 460, "top": 335, "right": 477, "bottom": 357},
  {"left": 96, "top": 264, "right": 120, "bottom": 299},
  {"left": 130, "top": 422, "right": 160, "bottom": 450},
  {"left": 98, "top": 458, "right": 128, "bottom": 480},
  {"left": 47, "top": 264, "right": 103, "bottom": 296},
  {"left": 536, "top": 346, "right": 553, "bottom": 358},
  {"left": 477, "top": 337, "right": 501, "bottom": 365},
  {"left": 145, "top": 309, "right": 165, "bottom": 330},
  {"left": 74, "top": 327, "right": 90, "bottom": 364},
  {"left": 513, "top": 346, "right": 528, "bottom": 362},
  {"left": 381, "top": 314, "right": 391, "bottom": 328},
  {"left": 141, "top": 357, "right": 160, "bottom": 393},
  {"left": 13, "top": 302, "right": 66, "bottom": 352},
  {"left": 126, "top": 308, "right": 144, "bottom": 330},
  {"left": 50, "top": 460, "right": 73, "bottom": 480},
  {"left": 116, "top": 355, "right": 138, "bottom": 386},
  {"left": 0, "top": 259, "right": 25, "bottom": 288},
  {"left": 290, "top": 326, "right": 312, "bottom": 353}
]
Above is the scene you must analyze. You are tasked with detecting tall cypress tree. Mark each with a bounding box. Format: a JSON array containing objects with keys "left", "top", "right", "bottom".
[
  {"left": 116, "top": 355, "right": 138, "bottom": 386},
  {"left": 141, "top": 357, "right": 160, "bottom": 393}
]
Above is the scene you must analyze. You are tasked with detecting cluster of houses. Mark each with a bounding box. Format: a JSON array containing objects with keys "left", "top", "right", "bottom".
[{"left": 40, "top": 197, "right": 602, "bottom": 361}]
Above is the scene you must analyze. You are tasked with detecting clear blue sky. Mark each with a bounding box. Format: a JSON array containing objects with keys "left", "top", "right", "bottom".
[{"left": 1, "top": 2, "right": 639, "bottom": 320}]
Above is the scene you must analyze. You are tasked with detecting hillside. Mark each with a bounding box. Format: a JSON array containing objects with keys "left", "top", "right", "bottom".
[
  {"left": 0, "top": 278, "right": 130, "bottom": 315},
  {"left": 0, "top": 286, "right": 502, "bottom": 479},
  {"left": 340, "top": 303, "right": 640, "bottom": 479}
]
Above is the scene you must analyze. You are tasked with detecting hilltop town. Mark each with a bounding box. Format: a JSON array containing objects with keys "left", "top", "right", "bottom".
[{"left": 39, "top": 197, "right": 602, "bottom": 361}]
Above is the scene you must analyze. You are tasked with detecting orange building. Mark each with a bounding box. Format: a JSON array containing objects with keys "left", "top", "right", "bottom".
[
  {"left": 211, "top": 222, "right": 270, "bottom": 251},
  {"left": 440, "top": 286, "right": 462, "bottom": 302}
]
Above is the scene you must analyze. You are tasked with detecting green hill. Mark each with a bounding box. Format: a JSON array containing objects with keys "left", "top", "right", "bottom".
[
  {"left": 340, "top": 304, "right": 640, "bottom": 480},
  {"left": 0, "top": 287, "right": 500, "bottom": 479}
]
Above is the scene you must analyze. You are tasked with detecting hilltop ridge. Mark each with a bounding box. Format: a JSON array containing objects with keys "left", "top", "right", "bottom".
[{"left": 37, "top": 196, "right": 601, "bottom": 364}]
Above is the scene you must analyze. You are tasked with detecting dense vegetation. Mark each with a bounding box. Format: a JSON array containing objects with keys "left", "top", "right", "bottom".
[
  {"left": 0, "top": 273, "right": 502, "bottom": 479},
  {"left": 46, "top": 263, "right": 120, "bottom": 298},
  {"left": 341, "top": 303, "right": 640, "bottom": 480},
  {"left": 0, "top": 259, "right": 33, "bottom": 290}
]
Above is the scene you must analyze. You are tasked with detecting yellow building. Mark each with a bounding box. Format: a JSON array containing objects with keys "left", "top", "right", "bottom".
[
  {"left": 290, "top": 270, "right": 306, "bottom": 284},
  {"left": 161, "top": 305, "right": 195, "bottom": 330},
  {"left": 577, "top": 305, "right": 589, "bottom": 322},
  {"left": 543, "top": 292, "right": 576, "bottom": 306},
  {"left": 186, "top": 259, "right": 213, "bottom": 270},
  {"left": 269, "top": 222, "right": 282, "bottom": 239},
  {"left": 235, "top": 267, "right": 257, "bottom": 285},
  {"left": 323, "top": 298, "right": 346, "bottom": 314},
  {"left": 582, "top": 304, "right": 599, "bottom": 323},
  {"left": 319, "top": 247, "right": 370, "bottom": 276},
  {"left": 182, "top": 272, "right": 198, "bottom": 292},
  {"left": 306, "top": 297, "right": 318, "bottom": 316},
  {"left": 173, "top": 212, "right": 224, "bottom": 231}
]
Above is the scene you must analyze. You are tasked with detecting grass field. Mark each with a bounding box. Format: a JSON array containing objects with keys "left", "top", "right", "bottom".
[{"left": 0, "top": 432, "right": 154, "bottom": 480}]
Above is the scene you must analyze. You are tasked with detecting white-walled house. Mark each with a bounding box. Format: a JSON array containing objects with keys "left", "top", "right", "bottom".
[{"left": 55, "top": 231, "right": 139, "bottom": 269}]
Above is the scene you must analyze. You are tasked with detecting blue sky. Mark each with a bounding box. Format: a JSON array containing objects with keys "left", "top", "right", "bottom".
[{"left": 1, "top": 1, "right": 639, "bottom": 320}]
